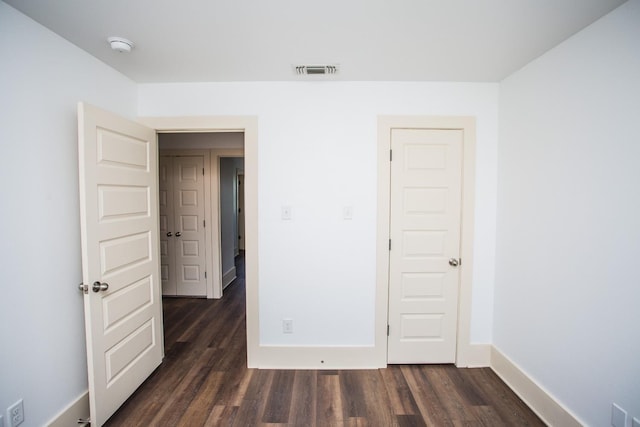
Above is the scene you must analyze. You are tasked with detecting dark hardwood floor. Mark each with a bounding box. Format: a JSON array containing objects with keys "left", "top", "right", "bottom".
[{"left": 105, "top": 254, "right": 544, "bottom": 426}]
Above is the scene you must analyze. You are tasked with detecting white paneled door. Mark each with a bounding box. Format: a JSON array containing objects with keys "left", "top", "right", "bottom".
[
  {"left": 160, "top": 155, "right": 207, "bottom": 297},
  {"left": 388, "top": 128, "right": 463, "bottom": 363},
  {"left": 78, "top": 103, "right": 163, "bottom": 426}
]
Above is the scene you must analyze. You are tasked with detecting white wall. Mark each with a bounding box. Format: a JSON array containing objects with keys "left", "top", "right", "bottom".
[
  {"left": 0, "top": 2, "right": 137, "bottom": 425},
  {"left": 139, "top": 81, "right": 498, "bottom": 346},
  {"left": 495, "top": 1, "right": 640, "bottom": 425}
]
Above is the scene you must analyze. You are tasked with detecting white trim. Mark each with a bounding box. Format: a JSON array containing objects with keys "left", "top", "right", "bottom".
[
  {"left": 258, "top": 346, "right": 380, "bottom": 369},
  {"left": 138, "top": 116, "right": 260, "bottom": 368},
  {"left": 465, "top": 344, "right": 491, "bottom": 367},
  {"left": 222, "top": 266, "right": 237, "bottom": 289},
  {"left": 377, "top": 116, "right": 477, "bottom": 367},
  {"left": 490, "top": 346, "right": 584, "bottom": 427},
  {"left": 46, "top": 391, "right": 89, "bottom": 427},
  {"left": 375, "top": 117, "right": 393, "bottom": 367}
]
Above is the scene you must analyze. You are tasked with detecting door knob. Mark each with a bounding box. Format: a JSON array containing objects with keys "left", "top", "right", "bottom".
[
  {"left": 449, "top": 258, "right": 460, "bottom": 267},
  {"left": 166, "top": 232, "right": 172, "bottom": 237},
  {"left": 175, "top": 232, "right": 182, "bottom": 237},
  {"left": 92, "top": 281, "right": 109, "bottom": 292}
]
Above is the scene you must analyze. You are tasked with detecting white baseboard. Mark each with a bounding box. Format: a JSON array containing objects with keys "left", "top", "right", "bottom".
[
  {"left": 257, "top": 344, "right": 490, "bottom": 370},
  {"left": 222, "top": 266, "right": 236, "bottom": 289},
  {"left": 490, "top": 346, "right": 584, "bottom": 427},
  {"left": 47, "top": 391, "right": 89, "bottom": 427},
  {"left": 258, "top": 345, "right": 385, "bottom": 369},
  {"left": 463, "top": 343, "right": 491, "bottom": 367}
]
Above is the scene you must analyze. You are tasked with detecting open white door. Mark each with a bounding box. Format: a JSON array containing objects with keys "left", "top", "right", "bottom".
[{"left": 78, "top": 103, "right": 163, "bottom": 426}]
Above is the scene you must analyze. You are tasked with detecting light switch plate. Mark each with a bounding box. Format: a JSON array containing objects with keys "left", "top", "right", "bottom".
[
  {"left": 281, "top": 206, "right": 292, "bottom": 220},
  {"left": 282, "top": 319, "right": 293, "bottom": 334},
  {"left": 343, "top": 206, "right": 353, "bottom": 220}
]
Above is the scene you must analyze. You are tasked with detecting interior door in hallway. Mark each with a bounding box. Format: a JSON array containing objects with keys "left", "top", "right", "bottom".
[
  {"left": 160, "top": 155, "right": 207, "bottom": 297},
  {"left": 388, "top": 128, "right": 463, "bottom": 363}
]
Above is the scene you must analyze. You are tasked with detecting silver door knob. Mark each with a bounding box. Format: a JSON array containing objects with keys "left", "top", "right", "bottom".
[
  {"left": 92, "top": 281, "right": 109, "bottom": 292},
  {"left": 449, "top": 258, "right": 459, "bottom": 267},
  {"left": 175, "top": 232, "right": 182, "bottom": 237},
  {"left": 166, "top": 232, "right": 172, "bottom": 237}
]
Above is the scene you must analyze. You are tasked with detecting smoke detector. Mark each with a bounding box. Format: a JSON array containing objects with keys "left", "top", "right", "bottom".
[
  {"left": 108, "top": 37, "right": 134, "bottom": 53},
  {"left": 294, "top": 65, "right": 339, "bottom": 75}
]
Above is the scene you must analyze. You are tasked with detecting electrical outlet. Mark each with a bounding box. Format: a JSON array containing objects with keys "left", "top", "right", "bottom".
[
  {"left": 283, "top": 319, "right": 293, "bottom": 334},
  {"left": 612, "top": 403, "right": 627, "bottom": 427},
  {"left": 7, "top": 399, "right": 24, "bottom": 427}
]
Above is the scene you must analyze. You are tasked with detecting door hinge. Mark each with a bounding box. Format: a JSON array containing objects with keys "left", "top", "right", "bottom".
[
  {"left": 202, "top": 168, "right": 205, "bottom": 175},
  {"left": 387, "top": 325, "right": 390, "bottom": 336},
  {"left": 389, "top": 239, "right": 391, "bottom": 250},
  {"left": 205, "top": 271, "right": 207, "bottom": 279},
  {"left": 203, "top": 219, "right": 206, "bottom": 227},
  {"left": 77, "top": 418, "right": 90, "bottom": 425},
  {"left": 390, "top": 149, "right": 393, "bottom": 161}
]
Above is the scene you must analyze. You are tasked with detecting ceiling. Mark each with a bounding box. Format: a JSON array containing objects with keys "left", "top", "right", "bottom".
[{"left": 4, "top": 0, "right": 626, "bottom": 83}]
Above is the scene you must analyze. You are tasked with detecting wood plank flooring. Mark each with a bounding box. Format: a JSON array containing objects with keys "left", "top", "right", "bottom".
[{"left": 105, "top": 254, "right": 544, "bottom": 426}]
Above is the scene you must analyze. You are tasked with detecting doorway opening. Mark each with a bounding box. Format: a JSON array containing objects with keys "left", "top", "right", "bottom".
[
  {"left": 158, "top": 132, "right": 245, "bottom": 301},
  {"left": 141, "top": 115, "right": 259, "bottom": 367},
  {"left": 219, "top": 156, "right": 244, "bottom": 291}
]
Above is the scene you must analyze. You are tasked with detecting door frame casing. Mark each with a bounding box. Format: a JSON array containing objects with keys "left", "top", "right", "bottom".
[
  {"left": 376, "top": 115, "right": 476, "bottom": 367},
  {"left": 140, "top": 116, "right": 259, "bottom": 367}
]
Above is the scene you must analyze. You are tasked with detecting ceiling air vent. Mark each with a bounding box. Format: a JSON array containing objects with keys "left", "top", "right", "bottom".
[{"left": 295, "top": 65, "right": 339, "bottom": 75}]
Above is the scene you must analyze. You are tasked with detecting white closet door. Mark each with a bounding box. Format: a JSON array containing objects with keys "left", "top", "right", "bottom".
[{"left": 388, "top": 128, "right": 463, "bottom": 363}]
